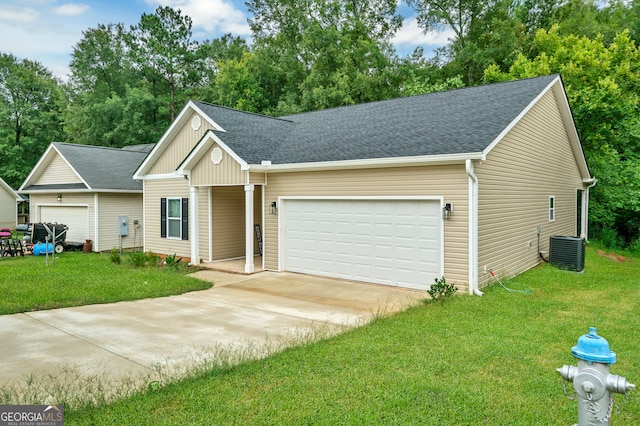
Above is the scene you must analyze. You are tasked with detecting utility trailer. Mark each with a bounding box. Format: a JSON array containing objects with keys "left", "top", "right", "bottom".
[{"left": 24, "top": 223, "right": 69, "bottom": 253}]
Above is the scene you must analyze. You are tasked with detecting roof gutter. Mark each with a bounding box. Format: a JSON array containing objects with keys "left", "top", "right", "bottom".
[
  {"left": 248, "top": 152, "right": 486, "bottom": 173},
  {"left": 466, "top": 159, "right": 483, "bottom": 296}
]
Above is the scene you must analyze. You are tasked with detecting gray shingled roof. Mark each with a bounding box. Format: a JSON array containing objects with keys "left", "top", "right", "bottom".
[
  {"left": 38, "top": 143, "right": 152, "bottom": 191},
  {"left": 194, "top": 75, "right": 558, "bottom": 165}
]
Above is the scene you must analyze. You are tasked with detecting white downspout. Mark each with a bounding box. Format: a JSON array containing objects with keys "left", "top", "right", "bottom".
[
  {"left": 581, "top": 178, "right": 597, "bottom": 240},
  {"left": 466, "top": 159, "right": 483, "bottom": 296}
]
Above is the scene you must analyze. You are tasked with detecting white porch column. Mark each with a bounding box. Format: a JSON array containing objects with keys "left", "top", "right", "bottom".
[
  {"left": 244, "top": 184, "right": 255, "bottom": 273},
  {"left": 190, "top": 186, "right": 200, "bottom": 265}
]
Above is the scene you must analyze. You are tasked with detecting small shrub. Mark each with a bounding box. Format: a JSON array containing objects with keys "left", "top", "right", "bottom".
[
  {"left": 109, "top": 248, "right": 121, "bottom": 265},
  {"left": 426, "top": 276, "right": 457, "bottom": 302},
  {"left": 147, "top": 251, "right": 161, "bottom": 267},
  {"left": 164, "top": 253, "right": 182, "bottom": 271},
  {"left": 128, "top": 251, "right": 149, "bottom": 267}
]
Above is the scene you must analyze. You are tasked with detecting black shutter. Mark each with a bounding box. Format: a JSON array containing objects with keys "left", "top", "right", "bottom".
[
  {"left": 160, "top": 198, "right": 167, "bottom": 238},
  {"left": 181, "top": 197, "right": 189, "bottom": 240}
]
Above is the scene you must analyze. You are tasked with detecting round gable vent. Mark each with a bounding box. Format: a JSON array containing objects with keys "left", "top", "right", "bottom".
[
  {"left": 211, "top": 147, "right": 223, "bottom": 165},
  {"left": 191, "top": 115, "right": 201, "bottom": 131}
]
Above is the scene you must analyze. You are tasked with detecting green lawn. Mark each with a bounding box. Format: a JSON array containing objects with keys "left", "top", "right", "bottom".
[
  {"left": 0, "top": 251, "right": 211, "bottom": 314},
  {"left": 63, "top": 246, "right": 640, "bottom": 425}
]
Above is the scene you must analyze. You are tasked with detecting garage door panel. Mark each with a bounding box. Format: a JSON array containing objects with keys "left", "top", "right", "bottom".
[
  {"left": 283, "top": 199, "right": 442, "bottom": 290},
  {"left": 39, "top": 206, "right": 89, "bottom": 243}
]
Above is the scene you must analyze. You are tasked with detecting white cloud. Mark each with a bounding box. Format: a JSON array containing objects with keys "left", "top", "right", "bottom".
[
  {"left": 147, "top": 0, "right": 251, "bottom": 36},
  {"left": 0, "top": 5, "right": 39, "bottom": 23},
  {"left": 53, "top": 3, "right": 90, "bottom": 16},
  {"left": 393, "top": 17, "right": 455, "bottom": 48}
]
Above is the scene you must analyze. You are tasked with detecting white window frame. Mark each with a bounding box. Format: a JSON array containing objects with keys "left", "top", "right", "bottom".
[
  {"left": 549, "top": 195, "right": 556, "bottom": 222},
  {"left": 167, "top": 197, "right": 183, "bottom": 239}
]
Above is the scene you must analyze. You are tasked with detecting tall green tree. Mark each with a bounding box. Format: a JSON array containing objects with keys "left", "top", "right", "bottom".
[
  {"left": 66, "top": 23, "right": 158, "bottom": 147},
  {"left": 246, "top": 0, "right": 404, "bottom": 114},
  {"left": 0, "top": 53, "right": 65, "bottom": 187},
  {"left": 128, "top": 6, "right": 203, "bottom": 122},
  {"left": 484, "top": 28, "right": 640, "bottom": 246},
  {"left": 68, "top": 23, "right": 134, "bottom": 98},
  {"left": 407, "top": 0, "right": 527, "bottom": 85}
]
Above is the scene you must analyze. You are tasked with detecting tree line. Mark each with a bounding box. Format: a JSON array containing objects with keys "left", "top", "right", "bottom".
[{"left": 1, "top": 0, "right": 640, "bottom": 248}]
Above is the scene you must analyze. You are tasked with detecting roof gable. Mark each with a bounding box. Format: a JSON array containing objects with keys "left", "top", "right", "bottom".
[
  {"left": 0, "top": 177, "right": 20, "bottom": 201},
  {"left": 21, "top": 143, "right": 152, "bottom": 192}
]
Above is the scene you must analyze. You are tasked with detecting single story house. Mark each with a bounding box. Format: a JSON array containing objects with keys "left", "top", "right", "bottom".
[
  {"left": 133, "top": 74, "right": 594, "bottom": 294},
  {"left": 0, "top": 177, "right": 21, "bottom": 229},
  {"left": 19, "top": 143, "right": 153, "bottom": 251}
]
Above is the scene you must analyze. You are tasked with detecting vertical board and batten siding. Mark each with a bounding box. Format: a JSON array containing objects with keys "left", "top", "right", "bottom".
[
  {"left": 143, "top": 178, "right": 191, "bottom": 258},
  {"left": 475, "top": 89, "right": 583, "bottom": 288},
  {"left": 95, "top": 193, "right": 143, "bottom": 252},
  {"left": 210, "top": 186, "right": 263, "bottom": 261},
  {"left": 147, "top": 113, "right": 215, "bottom": 176},
  {"left": 34, "top": 155, "right": 83, "bottom": 185},
  {"left": 189, "top": 143, "right": 267, "bottom": 186},
  {"left": 263, "top": 165, "right": 470, "bottom": 290},
  {"left": 0, "top": 188, "right": 16, "bottom": 229},
  {"left": 30, "top": 193, "right": 95, "bottom": 242},
  {"left": 190, "top": 144, "right": 245, "bottom": 186}
]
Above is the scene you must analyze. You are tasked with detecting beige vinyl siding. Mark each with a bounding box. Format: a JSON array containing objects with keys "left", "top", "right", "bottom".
[
  {"left": 211, "top": 186, "right": 263, "bottom": 261},
  {"left": 0, "top": 188, "right": 16, "bottom": 229},
  {"left": 31, "top": 193, "right": 96, "bottom": 242},
  {"left": 35, "top": 155, "right": 82, "bottom": 185},
  {"left": 250, "top": 172, "right": 266, "bottom": 185},
  {"left": 476, "top": 89, "right": 583, "bottom": 288},
  {"left": 143, "top": 178, "right": 191, "bottom": 258},
  {"left": 95, "top": 193, "right": 143, "bottom": 252},
  {"left": 190, "top": 144, "right": 246, "bottom": 186},
  {"left": 148, "top": 113, "right": 215, "bottom": 176},
  {"left": 263, "top": 165, "right": 469, "bottom": 290}
]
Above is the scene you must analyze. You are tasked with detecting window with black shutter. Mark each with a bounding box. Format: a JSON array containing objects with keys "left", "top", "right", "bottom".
[{"left": 161, "top": 197, "right": 188, "bottom": 239}]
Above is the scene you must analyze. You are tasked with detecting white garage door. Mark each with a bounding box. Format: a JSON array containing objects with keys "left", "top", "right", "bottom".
[
  {"left": 282, "top": 199, "right": 443, "bottom": 290},
  {"left": 39, "top": 206, "right": 89, "bottom": 243}
]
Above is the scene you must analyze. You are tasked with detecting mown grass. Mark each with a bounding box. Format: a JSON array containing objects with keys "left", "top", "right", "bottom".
[
  {"left": 0, "top": 252, "right": 211, "bottom": 314},
  {"left": 64, "top": 246, "right": 640, "bottom": 425}
]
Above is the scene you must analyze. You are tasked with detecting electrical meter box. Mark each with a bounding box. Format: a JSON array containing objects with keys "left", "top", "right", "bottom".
[{"left": 119, "top": 216, "right": 129, "bottom": 236}]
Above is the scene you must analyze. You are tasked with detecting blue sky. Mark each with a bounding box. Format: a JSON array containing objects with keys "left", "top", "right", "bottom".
[{"left": 0, "top": 0, "right": 453, "bottom": 80}]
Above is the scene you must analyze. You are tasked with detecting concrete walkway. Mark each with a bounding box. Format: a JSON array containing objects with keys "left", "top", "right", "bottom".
[{"left": 0, "top": 271, "right": 425, "bottom": 401}]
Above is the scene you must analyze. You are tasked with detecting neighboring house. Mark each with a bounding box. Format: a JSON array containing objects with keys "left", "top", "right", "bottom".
[
  {"left": 0, "top": 177, "right": 21, "bottom": 229},
  {"left": 19, "top": 143, "right": 153, "bottom": 251},
  {"left": 134, "top": 75, "right": 594, "bottom": 294}
]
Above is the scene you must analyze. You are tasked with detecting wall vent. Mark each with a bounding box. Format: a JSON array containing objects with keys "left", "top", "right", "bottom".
[{"left": 549, "top": 236, "right": 585, "bottom": 272}]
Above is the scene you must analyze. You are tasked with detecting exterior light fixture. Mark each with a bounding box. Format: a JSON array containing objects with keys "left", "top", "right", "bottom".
[
  {"left": 270, "top": 201, "right": 277, "bottom": 214},
  {"left": 57, "top": 193, "right": 62, "bottom": 202},
  {"left": 442, "top": 202, "right": 453, "bottom": 220}
]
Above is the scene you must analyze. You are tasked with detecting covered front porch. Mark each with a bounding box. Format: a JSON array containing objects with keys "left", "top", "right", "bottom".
[{"left": 190, "top": 184, "right": 264, "bottom": 274}]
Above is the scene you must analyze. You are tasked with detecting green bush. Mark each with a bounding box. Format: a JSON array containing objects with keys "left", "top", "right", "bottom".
[
  {"left": 426, "top": 276, "right": 457, "bottom": 302},
  {"left": 109, "top": 248, "right": 121, "bottom": 265},
  {"left": 128, "top": 251, "right": 149, "bottom": 267}
]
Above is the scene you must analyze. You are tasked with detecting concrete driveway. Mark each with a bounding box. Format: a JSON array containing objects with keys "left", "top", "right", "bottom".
[{"left": 0, "top": 270, "right": 425, "bottom": 399}]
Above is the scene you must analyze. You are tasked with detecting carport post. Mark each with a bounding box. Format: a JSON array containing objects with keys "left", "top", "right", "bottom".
[{"left": 244, "top": 184, "right": 255, "bottom": 273}]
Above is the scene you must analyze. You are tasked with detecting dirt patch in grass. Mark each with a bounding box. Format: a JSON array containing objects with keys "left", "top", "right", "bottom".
[{"left": 596, "top": 249, "right": 632, "bottom": 263}]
